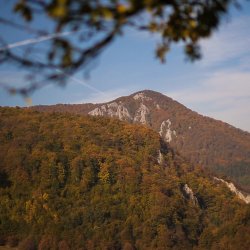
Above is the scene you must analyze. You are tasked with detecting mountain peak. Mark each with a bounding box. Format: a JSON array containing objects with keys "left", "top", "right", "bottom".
[
  {"left": 132, "top": 89, "right": 161, "bottom": 96},
  {"left": 130, "top": 89, "right": 174, "bottom": 101},
  {"left": 132, "top": 91, "right": 152, "bottom": 101},
  {"left": 30, "top": 90, "right": 250, "bottom": 192}
]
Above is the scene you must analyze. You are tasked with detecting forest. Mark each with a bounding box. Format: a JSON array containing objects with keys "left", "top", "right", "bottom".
[{"left": 0, "top": 107, "right": 250, "bottom": 250}]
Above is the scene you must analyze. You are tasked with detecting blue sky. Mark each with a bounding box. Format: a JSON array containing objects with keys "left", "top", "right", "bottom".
[{"left": 1, "top": 1, "right": 250, "bottom": 132}]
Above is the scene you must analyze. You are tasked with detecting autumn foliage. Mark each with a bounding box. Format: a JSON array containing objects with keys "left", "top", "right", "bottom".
[{"left": 0, "top": 107, "right": 249, "bottom": 249}]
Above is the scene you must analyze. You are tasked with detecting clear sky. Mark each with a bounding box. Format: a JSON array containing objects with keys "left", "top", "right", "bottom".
[{"left": 1, "top": 0, "right": 250, "bottom": 132}]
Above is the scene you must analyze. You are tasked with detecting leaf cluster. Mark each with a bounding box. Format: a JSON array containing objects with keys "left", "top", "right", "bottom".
[{"left": 0, "top": 0, "right": 239, "bottom": 94}]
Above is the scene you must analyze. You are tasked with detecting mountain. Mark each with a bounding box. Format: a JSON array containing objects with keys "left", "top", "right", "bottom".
[
  {"left": 0, "top": 107, "right": 250, "bottom": 249},
  {"left": 32, "top": 90, "right": 250, "bottom": 192}
]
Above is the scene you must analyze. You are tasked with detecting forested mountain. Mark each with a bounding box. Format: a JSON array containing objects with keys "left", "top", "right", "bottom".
[
  {"left": 0, "top": 107, "right": 249, "bottom": 250},
  {"left": 32, "top": 90, "right": 250, "bottom": 192}
]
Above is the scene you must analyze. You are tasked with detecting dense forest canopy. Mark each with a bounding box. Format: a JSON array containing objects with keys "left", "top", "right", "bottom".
[
  {"left": 0, "top": 0, "right": 241, "bottom": 94},
  {"left": 0, "top": 107, "right": 249, "bottom": 249}
]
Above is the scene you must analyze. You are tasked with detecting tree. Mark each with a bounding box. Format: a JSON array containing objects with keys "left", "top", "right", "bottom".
[{"left": 0, "top": 0, "right": 241, "bottom": 95}]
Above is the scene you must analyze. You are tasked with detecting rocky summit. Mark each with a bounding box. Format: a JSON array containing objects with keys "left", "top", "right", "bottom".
[{"left": 32, "top": 90, "right": 250, "bottom": 192}]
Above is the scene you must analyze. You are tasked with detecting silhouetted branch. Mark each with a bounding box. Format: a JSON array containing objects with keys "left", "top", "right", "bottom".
[{"left": 0, "top": 0, "right": 241, "bottom": 95}]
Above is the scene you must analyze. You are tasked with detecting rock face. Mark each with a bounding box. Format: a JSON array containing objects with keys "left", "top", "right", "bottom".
[
  {"left": 87, "top": 92, "right": 179, "bottom": 144},
  {"left": 88, "top": 93, "right": 152, "bottom": 125},
  {"left": 214, "top": 177, "right": 250, "bottom": 204},
  {"left": 133, "top": 103, "right": 150, "bottom": 125},
  {"left": 159, "top": 119, "right": 177, "bottom": 143},
  {"left": 133, "top": 92, "right": 152, "bottom": 101},
  {"left": 88, "top": 102, "right": 132, "bottom": 121},
  {"left": 157, "top": 150, "right": 164, "bottom": 164},
  {"left": 31, "top": 90, "right": 250, "bottom": 192},
  {"left": 183, "top": 184, "right": 199, "bottom": 206}
]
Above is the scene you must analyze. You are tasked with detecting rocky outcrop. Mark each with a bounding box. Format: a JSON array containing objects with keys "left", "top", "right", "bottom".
[
  {"left": 133, "top": 92, "right": 152, "bottom": 101},
  {"left": 133, "top": 103, "right": 150, "bottom": 125},
  {"left": 88, "top": 95, "right": 152, "bottom": 125},
  {"left": 214, "top": 177, "right": 250, "bottom": 204},
  {"left": 88, "top": 102, "right": 132, "bottom": 121},
  {"left": 183, "top": 184, "right": 199, "bottom": 206},
  {"left": 157, "top": 150, "right": 164, "bottom": 164},
  {"left": 159, "top": 119, "right": 177, "bottom": 143}
]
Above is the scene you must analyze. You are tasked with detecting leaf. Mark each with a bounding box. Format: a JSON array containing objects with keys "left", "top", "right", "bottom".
[
  {"left": 101, "top": 8, "right": 114, "bottom": 20},
  {"left": 156, "top": 44, "right": 169, "bottom": 63},
  {"left": 185, "top": 43, "right": 201, "bottom": 61},
  {"left": 48, "top": 0, "right": 68, "bottom": 19},
  {"left": 14, "top": 2, "right": 32, "bottom": 21},
  {"left": 117, "top": 4, "right": 128, "bottom": 14}
]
